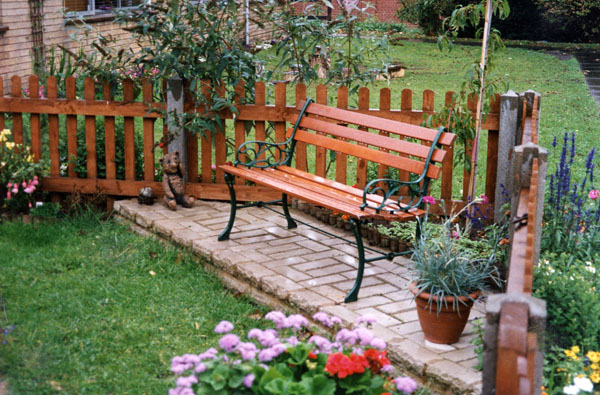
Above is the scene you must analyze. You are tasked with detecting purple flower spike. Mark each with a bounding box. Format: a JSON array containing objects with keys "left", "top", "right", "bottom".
[
  {"left": 214, "top": 320, "right": 234, "bottom": 334},
  {"left": 394, "top": 376, "right": 418, "bottom": 394},
  {"left": 218, "top": 334, "right": 240, "bottom": 352},
  {"left": 243, "top": 373, "right": 255, "bottom": 388}
]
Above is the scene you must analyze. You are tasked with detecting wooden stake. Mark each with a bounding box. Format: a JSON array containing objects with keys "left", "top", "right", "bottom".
[{"left": 466, "top": 0, "right": 493, "bottom": 224}]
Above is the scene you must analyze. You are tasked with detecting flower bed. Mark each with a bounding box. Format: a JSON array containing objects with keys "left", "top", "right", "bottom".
[{"left": 169, "top": 311, "right": 420, "bottom": 394}]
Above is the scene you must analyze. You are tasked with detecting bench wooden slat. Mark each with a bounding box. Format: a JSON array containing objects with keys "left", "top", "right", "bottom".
[
  {"left": 294, "top": 116, "right": 447, "bottom": 163},
  {"left": 290, "top": 129, "right": 442, "bottom": 179},
  {"left": 301, "top": 101, "right": 456, "bottom": 146},
  {"left": 263, "top": 166, "right": 403, "bottom": 212},
  {"left": 220, "top": 165, "right": 417, "bottom": 221},
  {"left": 278, "top": 166, "right": 407, "bottom": 210}
]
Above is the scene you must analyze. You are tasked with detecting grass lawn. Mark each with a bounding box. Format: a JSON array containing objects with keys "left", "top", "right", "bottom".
[{"left": 0, "top": 212, "right": 267, "bottom": 393}]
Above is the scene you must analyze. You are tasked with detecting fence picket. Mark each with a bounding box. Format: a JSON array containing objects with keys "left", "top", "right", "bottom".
[
  {"left": 315, "top": 85, "right": 327, "bottom": 178},
  {"left": 10, "top": 76, "right": 23, "bottom": 145},
  {"left": 29, "top": 75, "right": 41, "bottom": 161},
  {"left": 84, "top": 78, "right": 97, "bottom": 179},
  {"left": 254, "top": 82, "right": 266, "bottom": 162},
  {"left": 200, "top": 81, "right": 212, "bottom": 183},
  {"left": 66, "top": 77, "right": 79, "bottom": 178},
  {"left": 123, "top": 79, "right": 135, "bottom": 181},
  {"left": 0, "top": 77, "right": 4, "bottom": 130},
  {"left": 275, "top": 82, "right": 287, "bottom": 146},
  {"left": 336, "top": 86, "right": 348, "bottom": 184},
  {"left": 234, "top": 82, "right": 246, "bottom": 181},
  {"left": 142, "top": 79, "right": 155, "bottom": 182},
  {"left": 441, "top": 91, "right": 455, "bottom": 200},
  {"left": 295, "top": 84, "right": 307, "bottom": 172},
  {"left": 356, "top": 87, "right": 369, "bottom": 188},
  {"left": 377, "top": 88, "right": 391, "bottom": 182},
  {"left": 47, "top": 77, "right": 60, "bottom": 177},
  {"left": 214, "top": 83, "right": 226, "bottom": 183},
  {"left": 103, "top": 82, "right": 116, "bottom": 180}
]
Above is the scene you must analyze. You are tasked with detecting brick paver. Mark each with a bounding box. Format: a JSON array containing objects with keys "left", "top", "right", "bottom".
[{"left": 115, "top": 199, "right": 485, "bottom": 394}]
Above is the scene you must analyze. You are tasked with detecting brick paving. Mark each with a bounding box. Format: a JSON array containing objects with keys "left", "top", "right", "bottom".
[{"left": 115, "top": 198, "right": 485, "bottom": 394}]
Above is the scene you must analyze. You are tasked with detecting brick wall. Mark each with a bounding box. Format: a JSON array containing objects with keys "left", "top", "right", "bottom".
[
  {"left": 0, "top": 2, "right": 275, "bottom": 92},
  {"left": 293, "top": 0, "right": 401, "bottom": 22}
]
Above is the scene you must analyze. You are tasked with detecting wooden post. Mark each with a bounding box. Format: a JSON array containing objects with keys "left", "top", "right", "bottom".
[
  {"left": 494, "top": 91, "right": 520, "bottom": 222},
  {"left": 166, "top": 76, "right": 187, "bottom": 180}
]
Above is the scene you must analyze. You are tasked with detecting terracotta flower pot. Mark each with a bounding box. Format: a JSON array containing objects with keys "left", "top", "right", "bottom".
[{"left": 409, "top": 281, "right": 480, "bottom": 344}]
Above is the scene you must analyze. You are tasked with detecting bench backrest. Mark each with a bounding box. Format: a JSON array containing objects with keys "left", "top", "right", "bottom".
[{"left": 285, "top": 100, "right": 456, "bottom": 180}]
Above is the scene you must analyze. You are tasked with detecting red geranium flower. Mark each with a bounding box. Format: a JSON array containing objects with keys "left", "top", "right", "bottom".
[
  {"left": 324, "top": 352, "right": 369, "bottom": 379},
  {"left": 364, "top": 349, "right": 390, "bottom": 374}
]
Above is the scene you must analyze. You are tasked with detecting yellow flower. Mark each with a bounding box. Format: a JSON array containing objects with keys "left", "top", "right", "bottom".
[
  {"left": 572, "top": 346, "right": 581, "bottom": 354},
  {"left": 591, "top": 372, "right": 600, "bottom": 383},
  {"left": 591, "top": 364, "right": 599, "bottom": 371},
  {"left": 5, "top": 142, "right": 14, "bottom": 150},
  {"left": 27, "top": 155, "right": 33, "bottom": 163},
  {"left": 1, "top": 129, "right": 10, "bottom": 135},
  {"left": 587, "top": 351, "right": 600, "bottom": 363},
  {"left": 565, "top": 349, "right": 578, "bottom": 359}
]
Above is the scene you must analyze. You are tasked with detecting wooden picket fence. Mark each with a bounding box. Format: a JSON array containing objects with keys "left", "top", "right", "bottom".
[
  {"left": 483, "top": 92, "right": 547, "bottom": 394},
  {"left": 0, "top": 74, "right": 501, "bottom": 210}
]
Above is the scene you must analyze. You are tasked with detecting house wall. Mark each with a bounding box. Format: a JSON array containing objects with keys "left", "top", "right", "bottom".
[
  {"left": 293, "top": 0, "right": 401, "bottom": 22},
  {"left": 0, "top": 1, "right": 275, "bottom": 93}
]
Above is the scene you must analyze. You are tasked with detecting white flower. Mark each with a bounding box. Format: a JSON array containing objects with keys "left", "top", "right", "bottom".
[
  {"left": 574, "top": 376, "right": 594, "bottom": 392},
  {"left": 585, "top": 266, "right": 596, "bottom": 274},
  {"left": 563, "top": 384, "right": 580, "bottom": 394}
]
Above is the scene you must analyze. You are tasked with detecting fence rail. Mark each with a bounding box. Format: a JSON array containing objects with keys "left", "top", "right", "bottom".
[
  {"left": 0, "top": 74, "right": 505, "bottom": 211},
  {"left": 483, "top": 92, "right": 547, "bottom": 395}
]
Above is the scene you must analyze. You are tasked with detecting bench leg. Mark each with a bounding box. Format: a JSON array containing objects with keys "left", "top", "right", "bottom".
[
  {"left": 345, "top": 218, "right": 365, "bottom": 303},
  {"left": 218, "top": 173, "right": 237, "bottom": 241},
  {"left": 281, "top": 193, "right": 297, "bottom": 229}
]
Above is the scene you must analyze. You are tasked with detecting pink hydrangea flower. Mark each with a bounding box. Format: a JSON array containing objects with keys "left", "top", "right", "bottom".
[{"left": 589, "top": 189, "right": 600, "bottom": 200}]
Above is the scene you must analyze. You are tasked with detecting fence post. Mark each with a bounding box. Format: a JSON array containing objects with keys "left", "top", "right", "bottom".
[
  {"left": 482, "top": 294, "right": 547, "bottom": 395},
  {"left": 166, "top": 76, "right": 188, "bottom": 180},
  {"left": 494, "top": 90, "right": 520, "bottom": 221}
]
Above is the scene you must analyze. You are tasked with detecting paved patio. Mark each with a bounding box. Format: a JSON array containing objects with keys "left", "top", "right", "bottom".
[{"left": 114, "top": 198, "right": 485, "bottom": 394}]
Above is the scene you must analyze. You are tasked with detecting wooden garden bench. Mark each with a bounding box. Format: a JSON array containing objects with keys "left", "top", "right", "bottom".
[{"left": 217, "top": 99, "right": 456, "bottom": 302}]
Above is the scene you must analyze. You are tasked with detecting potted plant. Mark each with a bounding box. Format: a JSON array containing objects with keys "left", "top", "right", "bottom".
[
  {"left": 409, "top": 196, "right": 503, "bottom": 344},
  {"left": 389, "top": 221, "right": 417, "bottom": 253}
]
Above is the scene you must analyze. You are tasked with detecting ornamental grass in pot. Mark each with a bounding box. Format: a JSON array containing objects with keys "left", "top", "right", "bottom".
[{"left": 410, "top": 196, "right": 503, "bottom": 344}]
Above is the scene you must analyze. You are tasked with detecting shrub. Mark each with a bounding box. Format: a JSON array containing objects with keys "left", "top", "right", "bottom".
[
  {"left": 396, "top": 0, "right": 464, "bottom": 36},
  {"left": 169, "top": 311, "right": 420, "bottom": 394},
  {"left": 533, "top": 0, "right": 600, "bottom": 42},
  {"left": 534, "top": 252, "right": 600, "bottom": 351},
  {"left": 0, "top": 129, "right": 47, "bottom": 214}
]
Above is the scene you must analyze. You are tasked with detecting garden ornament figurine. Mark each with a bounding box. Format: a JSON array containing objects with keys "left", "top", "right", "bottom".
[
  {"left": 137, "top": 187, "right": 156, "bottom": 205},
  {"left": 159, "top": 151, "right": 195, "bottom": 210}
]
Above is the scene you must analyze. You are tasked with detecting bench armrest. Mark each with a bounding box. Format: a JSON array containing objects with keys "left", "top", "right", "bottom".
[
  {"left": 234, "top": 139, "right": 293, "bottom": 168},
  {"left": 360, "top": 178, "right": 430, "bottom": 213}
]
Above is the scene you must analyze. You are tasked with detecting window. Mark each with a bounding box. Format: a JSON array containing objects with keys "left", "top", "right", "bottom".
[{"left": 65, "top": 0, "right": 145, "bottom": 15}]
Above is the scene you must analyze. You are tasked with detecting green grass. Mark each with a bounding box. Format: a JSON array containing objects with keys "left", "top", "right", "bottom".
[{"left": 0, "top": 212, "right": 267, "bottom": 393}]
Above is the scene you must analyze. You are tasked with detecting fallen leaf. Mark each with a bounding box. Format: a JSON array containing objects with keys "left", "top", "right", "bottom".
[
  {"left": 149, "top": 270, "right": 156, "bottom": 276},
  {"left": 195, "top": 322, "right": 199, "bottom": 330},
  {"left": 149, "top": 251, "right": 157, "bottom": 259},
  {"left": 48, "top": 381, "right": 63, "bottom": 391},
  {"left": 176, "top": 253, "right": 182, "bottom": 263}
]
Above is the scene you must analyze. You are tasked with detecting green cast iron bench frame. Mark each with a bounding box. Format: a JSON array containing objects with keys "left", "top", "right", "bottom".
[{"left": 217, "top": 99, "right": 456, "bottom": 302}]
